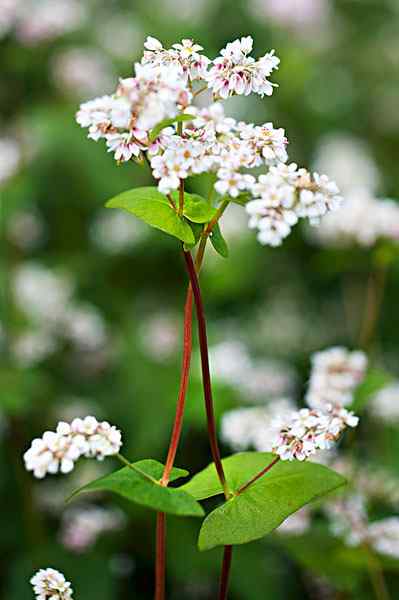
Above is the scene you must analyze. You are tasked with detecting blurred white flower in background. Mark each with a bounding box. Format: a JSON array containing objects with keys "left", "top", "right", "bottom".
[
  {"left": 156, "top": 0, "right": 214, "bottom": 23},
  {"left": 248, "top": 0, "right": 330, "bottom": 31},
  {"left": 96, "top": 15, "right": 145, "bottom": 60},
  {"left": 52, "top": 48, "right": 115, "bottom": 98},
  {"left": 313, "top": 134, "right": 380, "bottom": 194},
  {"left": 370, "top": 383, "right": 399, "bottom": 423},
  {"left": 221, "top": 398, "right": 295, "bottom": 451},
  {"left": 90, "top": 209, "right": 148, "bottom": 254},
  {"left": 0, "top": 136, "right": 21, "bottom": 185},
  {"left": 209, "top": 339, "right": 297, "bottom": 401},
  {"left": 12, "top": 330, "right": 58, "bottom": 367},
  {"left": 13, "top": 262, "right": 74, "bottom": 325},
  {"left": 368, "top": 518, "right": 399, "bottom": 559},
  {"left": 0, "top": 0, "right": 20, "bottom": 38},
  {"left": 63, "top": 303, "right": 108, "bottom": 352},
  {"left": 312, "top": 188, "right": 399, "bottom": 248},
  {"left": 277, "top": 507, "right": 311, "bottom": 535},
  {"left": 6, "top": 210, "right": 46, "bottom": 251},
  {"left": 60, "top": 504, "right": 125, "bottom": 553},
  {"left": 15, "top": 0, "right": 86, "bottom": 45},
  {"left": 139, "top": 312, "right": 180, "bottom": 362}
]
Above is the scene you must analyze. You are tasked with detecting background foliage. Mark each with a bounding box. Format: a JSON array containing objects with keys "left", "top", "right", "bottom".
[{"left": 1, "top": 0, "right": 399, "bottom": 598}]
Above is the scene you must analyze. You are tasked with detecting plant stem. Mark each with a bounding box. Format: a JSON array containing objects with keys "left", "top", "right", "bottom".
[
  {"left": 161, "top": 288, "right": 193, "bottom": 485},
  {"left": 236, "top": 456, "right": 280, "bottom": 495},
  {"left": 195, "top": 198, "right": 230, "bottom": 270},
  {"left": 178, "top": 179, "right": 184, "bottom": 216},
  {"left": 358, "top": 263, "right": 387, "bottom": 350},
  {"left": 183, "top": 250, "right": 229, "bottom": 499},
  {"left": 363, "top": 543, "right": 391, "bottom": 600},
  {"left": 155, "top": 513, "right": 166, "bottom": 600},
  {"left": 218, "top": 546, "right": 233, "bottom": 600}
]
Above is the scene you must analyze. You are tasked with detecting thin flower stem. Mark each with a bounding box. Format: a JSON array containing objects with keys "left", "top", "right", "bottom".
[
  {"left": 116, "top": 453, "right": 158, "bottom": 484},
  {"left": 236, "top": 456, "right": 280, "bottom": 495},
  {"left": 161, "top": 287, "right": 193, "bottom": 485},
  {"left": 183, "top": 250, "right": 229, "bottom": 500},
  {"left": 193, "top": 84, "right": 208, "bottom": 97},
  {"left": 195, "top": 198, "right": 230, "bottom": 270},
  {"left": 358, "top": 263, "right": 387, "bottom": 350},
  {"left": 155, "top": 513, "right": 166, "bottom": 600},
  {"left": 363, "top": 542, "right": 391, "bottom": 600},
  {"left": 178, "top": 179, "right": 184, "bottom": 216},
  {"left": 218, "top": 546, "right": 233, "bottom": 600}
]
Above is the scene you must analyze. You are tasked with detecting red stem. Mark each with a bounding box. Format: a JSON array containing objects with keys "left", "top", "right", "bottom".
[
  {"left": 155, "top": 513, "right": 166, "bottom": 600},
  {"left": 218, "top": 546, "right": 233, "bottom": 600},
  {"left": 155, "top": 287, "right": 193, "bottom": 599},
  {"left": 183, "top": 250, "right": 229, "bottom": 498},
  {"left": 236, "top": 456, "right": 280, "bottom": 495},
  {"left": 161, "top": 288, "right": 193, "bottom": 485}
]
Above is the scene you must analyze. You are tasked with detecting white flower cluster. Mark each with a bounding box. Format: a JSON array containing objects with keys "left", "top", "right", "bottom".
[
  {"left": 61, "top": 504, "right": 125, "bottom": 553},
  {"left": 206, "top": 36, "right": 279, "bottom": 99},
  {"left": 273, "top": 346, "right": 365, "bottom": 461},
  {"left": 150, "top": 104, "right": 287, "bottom": 195},
  {"left": 31, "top": 568, "right": 73, "bottom": 600},
  {"left": 246, "top": 163, "right": 343, "bottom": 247},
  {"left": 370, "top": 382, "right": 399, "bottom": 423},
  {"left": 313, "top": 188, "right": 399, "bottom": 248},
  {"left": 306, "top": 346, "right": 367, "bottom": 410},
  {"left": 77, "top": 35, "right": 341, "bottom": 247},
  {"left": 142, "top": 37, "right": 210, "bottom": 84},
  {"left": 76, "top": 61, "right": 191, "bottom": 162},
  {"left": 272, "top": 406, "right": 358, "bottom": 461},
  {"left": 24, "top": 416, "right": 122, "bottom": 479}
]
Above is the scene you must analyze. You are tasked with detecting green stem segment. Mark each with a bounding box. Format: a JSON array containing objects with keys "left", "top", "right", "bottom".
[
  {"left": 183, "top": 250, "right": 229, "bottom": 499},
  {"left": 363, "top": 543, "right": 391, "bottom": 600}
]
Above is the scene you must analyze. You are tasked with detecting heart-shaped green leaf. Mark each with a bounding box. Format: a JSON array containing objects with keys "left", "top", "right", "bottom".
[
  {"left": 181, "top": 452, "right": 346, "bottom": 550},
  {"left": 149, "top": 114, "right": 196, "bottom": 142},
  {"left": 106, "top": 187, "right": 195, "bottom": 244},
  {"left": 171, "top": 192, "right": 216, "bottom": 224},
  {"left": 69, "top": 459, "right": 204, "bottom": 517},
  {"left": 209, "top": 222, "right": 229, "bottom": 257}
]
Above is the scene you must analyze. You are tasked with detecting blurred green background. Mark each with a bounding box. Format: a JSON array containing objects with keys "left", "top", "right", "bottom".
[{"left": 1, "top": 0, "right": 399, "bottom": 598}]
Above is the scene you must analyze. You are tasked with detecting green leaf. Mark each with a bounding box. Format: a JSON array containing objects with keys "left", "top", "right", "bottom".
[
  {"left": 171, "top": 192, "right": 216, "bottom": 224},
  {"left": 148, "top": 114, "right": 196, "bottom": 142},
  {"left": 106, "top": 187, "right": 195, "bottom": 244},
  {"left": 209, "top": 223, "right": 229, "bottom": 257},
  {"left": 69, "top": 459, "right": 204, "bottom": 518},
  {"left": 183, "top": 222, "right": 204, "bottom": 251},
  {"left": 352, "top": 368, "right": 394, "bottom": 412},
  {"left": 181, "top": 452, "right": 346, "bottom": 550}
]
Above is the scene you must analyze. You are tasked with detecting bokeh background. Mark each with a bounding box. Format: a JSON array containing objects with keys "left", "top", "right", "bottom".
[{"left": 1, "top": 0, "right": 399, "bottom": 598}]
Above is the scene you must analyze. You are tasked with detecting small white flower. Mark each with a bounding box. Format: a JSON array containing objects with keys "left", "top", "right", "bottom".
[
  {"left": 24, "top": 416, "right": 122, "bottom": 478},
  {"left": 31, "top": 568, "right": 73, "bottom": 600}
]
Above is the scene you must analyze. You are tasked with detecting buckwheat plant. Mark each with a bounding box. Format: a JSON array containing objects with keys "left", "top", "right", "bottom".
[{"left": 25, "top": 36, "right": 361, "bottom": 599}]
